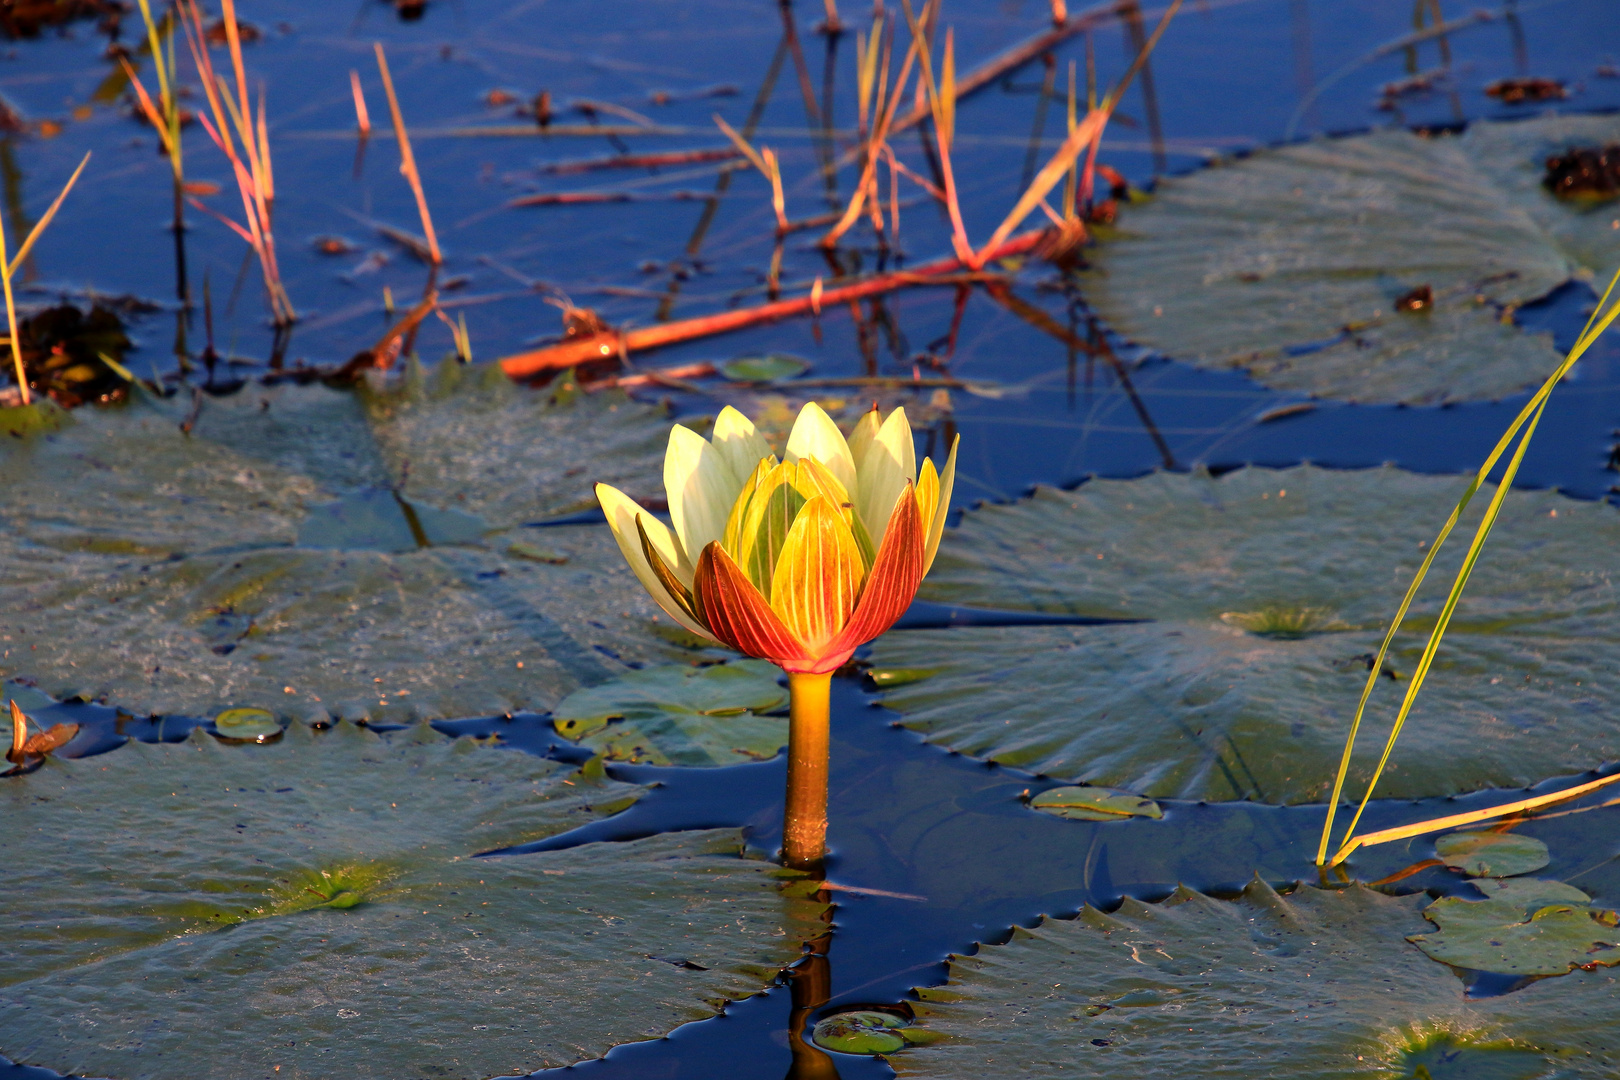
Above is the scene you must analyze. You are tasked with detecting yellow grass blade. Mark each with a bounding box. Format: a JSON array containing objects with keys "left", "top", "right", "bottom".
[
  {"left": 1319, "top": 273, "right": 1620, "bottom": 866},
  {"left": 7, "top": 151, "right": 90, "bottom": 279}
]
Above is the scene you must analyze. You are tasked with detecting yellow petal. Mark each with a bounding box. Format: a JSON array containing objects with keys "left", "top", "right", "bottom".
[
  {"left": 722, "top": 455, "right": 777, "bottom": 557},
  {"left": 665, "top": 423, "right": 740, "bottom": 564},
  {"left": 855, "top": 406, "right": 915, "bottom": 548},
  {"left": 846, "top": 404, "right": 882, "bottom": 475},
  {"left": 915, "top": 457, "right": 939, "bottom": 545},
  {"left": 734, "top": 461, "right": 809, "bottom": 598},
  {"left": 923, "top": 434, "right": 958, "bottom": 576},
  {"left": 711, "top": 406, "right": 772, "bottom": 487},
  {"left": 784, "top": 401, "right": 857, "bottom": 497},
  {"left": 596, "top": 483, "right": 716, "bottom": 641},
  {"left": 769, "top": 495, "right": 863, "bottom": 655}
]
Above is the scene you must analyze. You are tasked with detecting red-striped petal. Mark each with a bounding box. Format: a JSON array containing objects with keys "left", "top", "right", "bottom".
[
  {"left": 693, "top": 541, "right": 812, "bottom": 668},
  {"left": 823, "top": 483, "right": 924, "bottom": 660}
]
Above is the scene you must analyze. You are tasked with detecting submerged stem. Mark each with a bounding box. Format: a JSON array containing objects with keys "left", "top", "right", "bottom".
[{"left": 783, "top": 671, "right": 833, "bottom": 870}]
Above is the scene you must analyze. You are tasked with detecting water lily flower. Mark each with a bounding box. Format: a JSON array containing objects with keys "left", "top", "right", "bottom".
[
  {"left": 596, "top": 401, "right": 957, "bottom": 869},
  {"left": 595, "top": 402, "right": 956, "bottom": 675}
]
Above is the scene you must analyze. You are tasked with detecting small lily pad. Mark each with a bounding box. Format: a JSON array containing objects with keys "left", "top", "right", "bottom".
[
  {"left": 867, "top": 668, "right": 942, "bottom": 688},
  {"left": 211, "top": 707, "right": 282, "bottom": 743},
  {"left": 813, "top": 1011, "right": 910, "bottom": 1055},
  {"left": 720, "top": 353, "right": 811, "bottom": 383},
  {"left": 1028, "top": 786, "right": 1162, "bottom": 821},
  {"left": 894, "top": 880, "right": 1620, "bottom": 1079},
  {"left": 552, "top": 660, "right": 789, "bottom": 766},
  {"left": 509, "top": 540, "right": 571, "bottom": 563},
  {"left": 1410, "top": 895, "right": 1620, "bottom": 976},
  {"left": 1435, "top": 832, "right": 1550, "bottom": 877}
]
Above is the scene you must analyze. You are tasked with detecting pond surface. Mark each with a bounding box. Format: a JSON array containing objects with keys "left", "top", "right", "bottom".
[{"left": 3, "top": 0, "right": 1620, "bottom": 1076}]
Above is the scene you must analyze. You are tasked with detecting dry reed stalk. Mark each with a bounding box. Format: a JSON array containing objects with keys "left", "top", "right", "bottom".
[
  {"left": 0, "top": 204, "right": 24, "bottom": 404},
  {"left": 6, "top": 153, "right": 89, "bottom": 277},
  {"left": 899, "top": 2, "right": 971, "bottom": 261},
  {"left": 0, "top": 151, "right": 91, "bottom": 405},
  {"left": 820, "top": 2, "right": 924, "bottom": 247},
  {"left": 972, "top": 0, "right": 1180, "bottom": 265},
  {"left": 1333, "top": 770, "right": 1620, "bottom": 861},
  {"left": 373, "top": 43, "right": 442, "bottom": 266},
  {"left": 714, "top": 115, "right": 789, "bottom": 232},
  {"left": 1050, "top": 0, "right": 1067, "bottom": 23},
  {"left": 350, "top": 69, "right": 371, "bottom": 135},
  {"left": 180, "top": 0, "right": 293, "bottom": 324},
  {"left": 498, "top": 226, "right": 1047, "bottom": 378}
]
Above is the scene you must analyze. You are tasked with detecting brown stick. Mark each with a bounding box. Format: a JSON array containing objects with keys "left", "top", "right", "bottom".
[
  {"left": 541, "top": 148, "right": 742, "bottom": 175},
  {"left": 499, "top": 227, "right": 1048, "bottom": 378}
]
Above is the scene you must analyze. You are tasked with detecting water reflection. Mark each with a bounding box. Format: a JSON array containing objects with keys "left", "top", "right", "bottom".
[{"left": 785, "top": 924, "right": 842, "bottom": 1080}]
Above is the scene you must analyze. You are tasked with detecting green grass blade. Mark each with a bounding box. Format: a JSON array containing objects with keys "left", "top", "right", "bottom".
[{"left": 1315, "top": 275, "right": 1620, "bottom": 867}]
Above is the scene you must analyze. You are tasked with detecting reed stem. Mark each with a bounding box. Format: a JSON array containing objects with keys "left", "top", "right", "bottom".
[{"left": 783, "top": 671, "right": 833, "bottom": 870}]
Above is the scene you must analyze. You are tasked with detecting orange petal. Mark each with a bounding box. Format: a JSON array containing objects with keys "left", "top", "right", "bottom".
[
  {"left": 769, "top": 495, "right": 863, "bottom": 656},
  {"left": 825, "top": 482, "right": 924, "bottom": 659},
  {"left": 693, "top": 541, "right": 811, "bottom": 667}
]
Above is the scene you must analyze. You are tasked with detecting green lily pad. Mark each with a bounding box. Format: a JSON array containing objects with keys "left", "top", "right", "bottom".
[
  {"left": 1410, "top": 895, "right": 1620, "bottom": 976},
  {"left": 1435, "top": 832, "right": 1551, "bottom": 877},
  {"left": 812, "top": 1010, "right": 910, "bottom": 1055},
  {"left": 0, "top": 362, "right": 685, "bottom": 723},
  {"left": 1084, "top": 114, "right": 1620, "bottom": 404},
  {"left": 0, "top": 721, "right": 826, "bottom": 1079},
  {"left": 872, "top": 465, "right": 1620, "bottom": 803},
  {"left": 720, "top": 353, "right": 811, "bottom": 383},
  {"left": 211, "top": 706, "right": 282, "bottom": 742},
  {"left": 895, "top": 880, "right": 1620, "bottom": 1079},
  {"left": 1028, "top": 786, "right": 1162, "bottom": 821},
  {"left": 1397, "top": 1035, "right": 1565, "bottom": 1080},
  {"left": 552, "top": 660, "right": 788, "bottom": 766},
  {"left": 1476, "top": 876, "right": 1592, "bottom": 908}
]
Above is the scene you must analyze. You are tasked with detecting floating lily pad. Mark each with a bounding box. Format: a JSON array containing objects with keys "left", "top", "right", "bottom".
[
  {"left": 552, "top": 660, "right": 788, "bottom": 766},
  {"left": 720, "top": 353, "right": 812, "bottom": 383},
  {"left": 0, "top": 721, "right": 825, "bottom": 1079},
  {"left": 872, "top": 465, "right": 1620, "bottom": 803},
  {"left": 1476, "top": 876, "right": 1592, "bottom": 908},
  {"left": 812, "top": 1011, "right": 910, "bottom": 1055},
  {"left": 211, "top": 706, "right": 282, "bottom": 743},
  {"left": 895, "top": 880, "right": 1620, "bottom": 1079},
  {"left": 1028, "top": 786, "right": 1162, "bottom": 821},
  {"left": 1435, "top": 832, "right": 1551, "bottom": 877},
  {"left": 1410, "top": 895, "right": 1620, "bottom": 976},
  {"left": 1085, "top": 115, "right": 1620, "bottom": 404},
  {"left": 0, "top": 364, "right": 684, "bottom": 722}
]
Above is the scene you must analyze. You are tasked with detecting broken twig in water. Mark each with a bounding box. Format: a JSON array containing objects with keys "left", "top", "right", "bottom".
[{"left": 498, "top": 227, "right": 1049, "bottom": 379}]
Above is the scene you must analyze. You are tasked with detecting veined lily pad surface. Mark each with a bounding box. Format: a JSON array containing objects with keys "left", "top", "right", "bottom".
[
  {"left": 1411, "top": 892, "right": 1620, "bottom": 977},
  {"left": 0, "top": 363, "right": 683, "bottom": 723},
  {"left": 0, "top": 721, "right": 824, "bottom": 1080},
  {"left": 1084, "top": 114, "right": 1620, "bottom": 404},
  {"left": 872, "top": 465, "right": 1620, "bottom": 803},
  {"left": 1435, "top": 831, "right": 1551, "bottom": 877},
  {"left": 895, "top": 881, "right": 1620, "bottom": 1079},
  {"left": 553, "top": 659, "right": 789, "bottom": 766}
]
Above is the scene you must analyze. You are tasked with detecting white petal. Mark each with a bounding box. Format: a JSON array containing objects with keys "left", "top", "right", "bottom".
[
  {"left": 596, "top": 483, "right": 715, "bottom": 640},
  {"left": 665, "top": 423, "right": 741, "bottom": 561},
  {"left": 855, "top": 407, "right": 916, "bottom": 548},
  {"left": 923, "top": 434, "right": 958, "bottom": 576},
  {"left": 784, "top": 401, "right": 857, "bottom": 497},
  {"left": 846, "top": 406, "right": 881, "bottom": 475},
  {"left": 711, "top": 406, "right": 772, "bottom": 485}
]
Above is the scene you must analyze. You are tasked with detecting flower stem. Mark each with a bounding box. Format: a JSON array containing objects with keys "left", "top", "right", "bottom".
[{"left": 783, "top": 671, "right": 832, "bottom": 870}]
